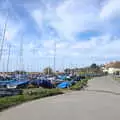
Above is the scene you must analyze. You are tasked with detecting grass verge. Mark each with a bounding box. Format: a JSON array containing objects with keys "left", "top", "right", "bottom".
[
  {"left": 0, "top": 78, "right": 90, "bottom": 112},
  {"left": 70, "top": 79, "right": 88, "bottom": 90},
  {"left": 0, "top": 88, "right": 63, "bottom": 112},
  {"left": 113, "top": 77, "right": 120, "bottom": 81}
]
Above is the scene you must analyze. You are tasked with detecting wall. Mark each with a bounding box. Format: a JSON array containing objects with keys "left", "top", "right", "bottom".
[{"left": 108, "top": 68, "right": 120, "bottom": 74}]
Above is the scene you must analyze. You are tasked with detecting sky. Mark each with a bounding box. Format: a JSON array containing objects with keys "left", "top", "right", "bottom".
[{"left": 0, "top": 0, "right": 120, "bottom": 72}]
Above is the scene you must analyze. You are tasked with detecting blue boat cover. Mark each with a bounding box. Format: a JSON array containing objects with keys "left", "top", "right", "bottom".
[
  {"left": 8, "top": 80, "right": 29, "bottom": 86},
  {"left": 0, "top": 80, "right": 29, "bottom": 86},
  {"left": 30, "top": 79, "right": 53, "bottom": 88},
  {"left": 57, "top": 75, "right": 67, "bottom": 80},
  {"left": 57, "top": 81, "right": 71, "bottom": 88},
  {"left": 0, "top": 80, "right": 16, "bottom": 86}
]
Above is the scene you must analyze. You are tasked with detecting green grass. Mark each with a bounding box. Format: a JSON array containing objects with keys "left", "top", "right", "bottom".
[
  {"left": 112, "top": 75, "right": 120, "bottom": 80},
  {"left": 0, "top": 78, "right": 90, "bottom": 112},
  {"left": 0, "top": 88, "right": 63, "bottom": 112},
  {"left": 114, "top": 77, "right": 120, "bottom": 81},
  {"left": 70, "top": 79, "right": 88, "bottom": 90}
]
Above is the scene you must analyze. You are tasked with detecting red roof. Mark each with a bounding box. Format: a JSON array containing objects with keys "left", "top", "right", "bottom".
[{"left": 105, "top": 61, "right": 120, "bottom": 68}]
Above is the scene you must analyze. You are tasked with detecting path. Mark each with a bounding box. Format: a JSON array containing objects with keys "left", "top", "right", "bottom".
[{"left": 1, "top": 76, "right": 120, "bottom": 120}]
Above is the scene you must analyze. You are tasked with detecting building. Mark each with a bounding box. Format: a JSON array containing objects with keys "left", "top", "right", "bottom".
[{"left": 102, "top": 61, "right": 120, "bottom": 74}]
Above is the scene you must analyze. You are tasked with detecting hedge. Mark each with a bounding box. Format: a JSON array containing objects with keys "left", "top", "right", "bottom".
[
  {"left": 0, "top": 79, "right": 89, "bottom": 111},
  {"left": 70, "top": 79, "right": 88, "bottom": 90},
  {"left": 0, "top": 88, "right": 63, "bottom": 112}
]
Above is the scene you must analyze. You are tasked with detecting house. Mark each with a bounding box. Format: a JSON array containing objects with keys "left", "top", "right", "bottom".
[{"left": 102, "top": 61, "right": 120, "bottom": 74}]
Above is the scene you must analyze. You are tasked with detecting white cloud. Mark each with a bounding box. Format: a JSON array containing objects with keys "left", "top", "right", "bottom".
[
  {"left": 100, "top": 0, "right": 120, "bottom": 20},
  {"left": 42, "top": 40, "right": 54, "bottom": 49},
  {"left": 56, "top": 42, "right": 68, "bottom": 49},
  {"left": 52, "top": 0, "right": 100, "bottom": 39},
  {"left": 1, "top": 0, "right": 120, "bottom": 71},
  {"left": 99, "top": 0, "right": 120, "bottom": 34},
  {"left": 32, "top": 10, "right": 43, "bottom": 29},
  {"left": 30, "top": 0, "right": 100, "bottom": 40},
  {"left": 72, "top": 40, "right": 96, "bottom": 49},
  {"left": 30, "top": 0, "right": 120, "bottom": 38},
  {"left": 0, "top": 14, "right": 23, "bottom": 42},
  {"left": 15, "top": 0, "right": 120, "bottom": 62}
]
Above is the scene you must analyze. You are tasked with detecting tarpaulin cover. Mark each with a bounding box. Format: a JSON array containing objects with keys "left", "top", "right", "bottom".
[
  {"left": 0, "top": 80, "right": 29, "bottom": 87},
  {"left": 57, "top": 81, "right": 71, "bottom": 88},
  {"left": 8, "top": 80, "right": 29, "bottom": 86},
  {"left": 57, "top": 75, "right": 67, "bottom": 80},
  {"left": 31, "top": 79, "right": 53, "bottom": 88}
]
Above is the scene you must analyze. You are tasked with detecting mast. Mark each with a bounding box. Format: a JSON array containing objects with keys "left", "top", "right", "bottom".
[
  {"left": 0, "top": 9, "right": 9, "bottom": 63},
  {"left": 6, "top": 44, "right": 11, "bottom": 72},
  {"left": 62, "top": 57, "right": 65, "bottom": 72},
  {"left": 18, "top": 35, "right": 24, "bottom": 80},
  {"left": 2, "top": 58, "right": 5, "bottom": 75},
  {"left": 19, "top": 35, "right": 24, "bottom": 71},
  {"left": 48, "top": 57, "right": 50, "bottom": 75},
  {"left": 53, "top": 39, "right": 56, "bottom": 74}
]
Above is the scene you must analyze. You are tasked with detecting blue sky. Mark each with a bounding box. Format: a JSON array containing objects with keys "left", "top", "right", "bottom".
[{"left": 0, "top": 0, "right": 120, "bottom": 72}]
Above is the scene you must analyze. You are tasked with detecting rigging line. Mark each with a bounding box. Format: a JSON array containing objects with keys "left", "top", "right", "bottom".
[{"left": 0, "top": 8, "right": 9, "bottom": 62}]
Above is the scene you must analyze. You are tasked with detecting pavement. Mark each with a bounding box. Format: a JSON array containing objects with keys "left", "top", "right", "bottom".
[{"left": 1, "top": 76, "right": 120, "bottom": 120}]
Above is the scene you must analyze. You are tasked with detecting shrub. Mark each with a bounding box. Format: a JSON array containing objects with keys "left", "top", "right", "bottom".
[
  {"left": 0, "top": 88, "right": 63, "bottom": 111},
  {"left": 70, "top": 81, "right": 83, "bottom": 90},
  {"left": 70, "top": 79, "right": 88, "bottom": 90}
]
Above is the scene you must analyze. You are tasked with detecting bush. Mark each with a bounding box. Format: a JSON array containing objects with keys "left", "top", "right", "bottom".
[
  {"left": 70, "top": 79, "right": 88, "bottom": 90},
  {"left": 0, "top": 88, "right": 63, "bottom": 111},
  {"left": 81, "top": 79, "right": 88, "bottom": 86},
  {"left": 0, "top": 95, "right": 25, "bottom": 110}
]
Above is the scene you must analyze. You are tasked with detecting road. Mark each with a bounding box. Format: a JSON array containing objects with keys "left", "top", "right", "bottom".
[{"left": 1, "top": 76, "right": 120, "bottom": 120}]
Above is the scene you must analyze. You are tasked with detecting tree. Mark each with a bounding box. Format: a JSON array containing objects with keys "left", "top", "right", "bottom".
[
  {"left": 90, "top": 63, "right": 98, "bottom": 69},
  {"left": 43, "top": 67, "right": 53, "bottom": 75},
  {"left": 90, "top": 63, "right": 102, "bottom": 73},
  {"left": 14, "top": 70, "right": 26, "bottom": 74},
  {"left": 64, "top": 68, "right": 71, "bottom": 74}
]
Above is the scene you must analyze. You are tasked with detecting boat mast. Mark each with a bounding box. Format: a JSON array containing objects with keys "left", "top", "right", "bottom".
[
  {"left": 0, "top": 9, "right": 9, "bottom": 63},
  {"left": 48, "top": 57, "right": 50, "bottom": 75},
  {"left": 6, "top": 44, "right": 11, "bottom": 72},
  {"left": 53, "top": 39, "right": 56, "bottom": 74},
  {"left": 19, "top": 35, "right": 24, "bottom": 72},
  {"left": 62, "top": 57, "right": 65, "bottom": 72},
  {"left": 18, "top": 35, "right": 24, "bottom": 80}
]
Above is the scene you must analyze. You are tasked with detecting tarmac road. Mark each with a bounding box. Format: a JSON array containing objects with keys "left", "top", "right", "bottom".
[{"left": 1, "top": 76, "right": 120, "bottom": 120}]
